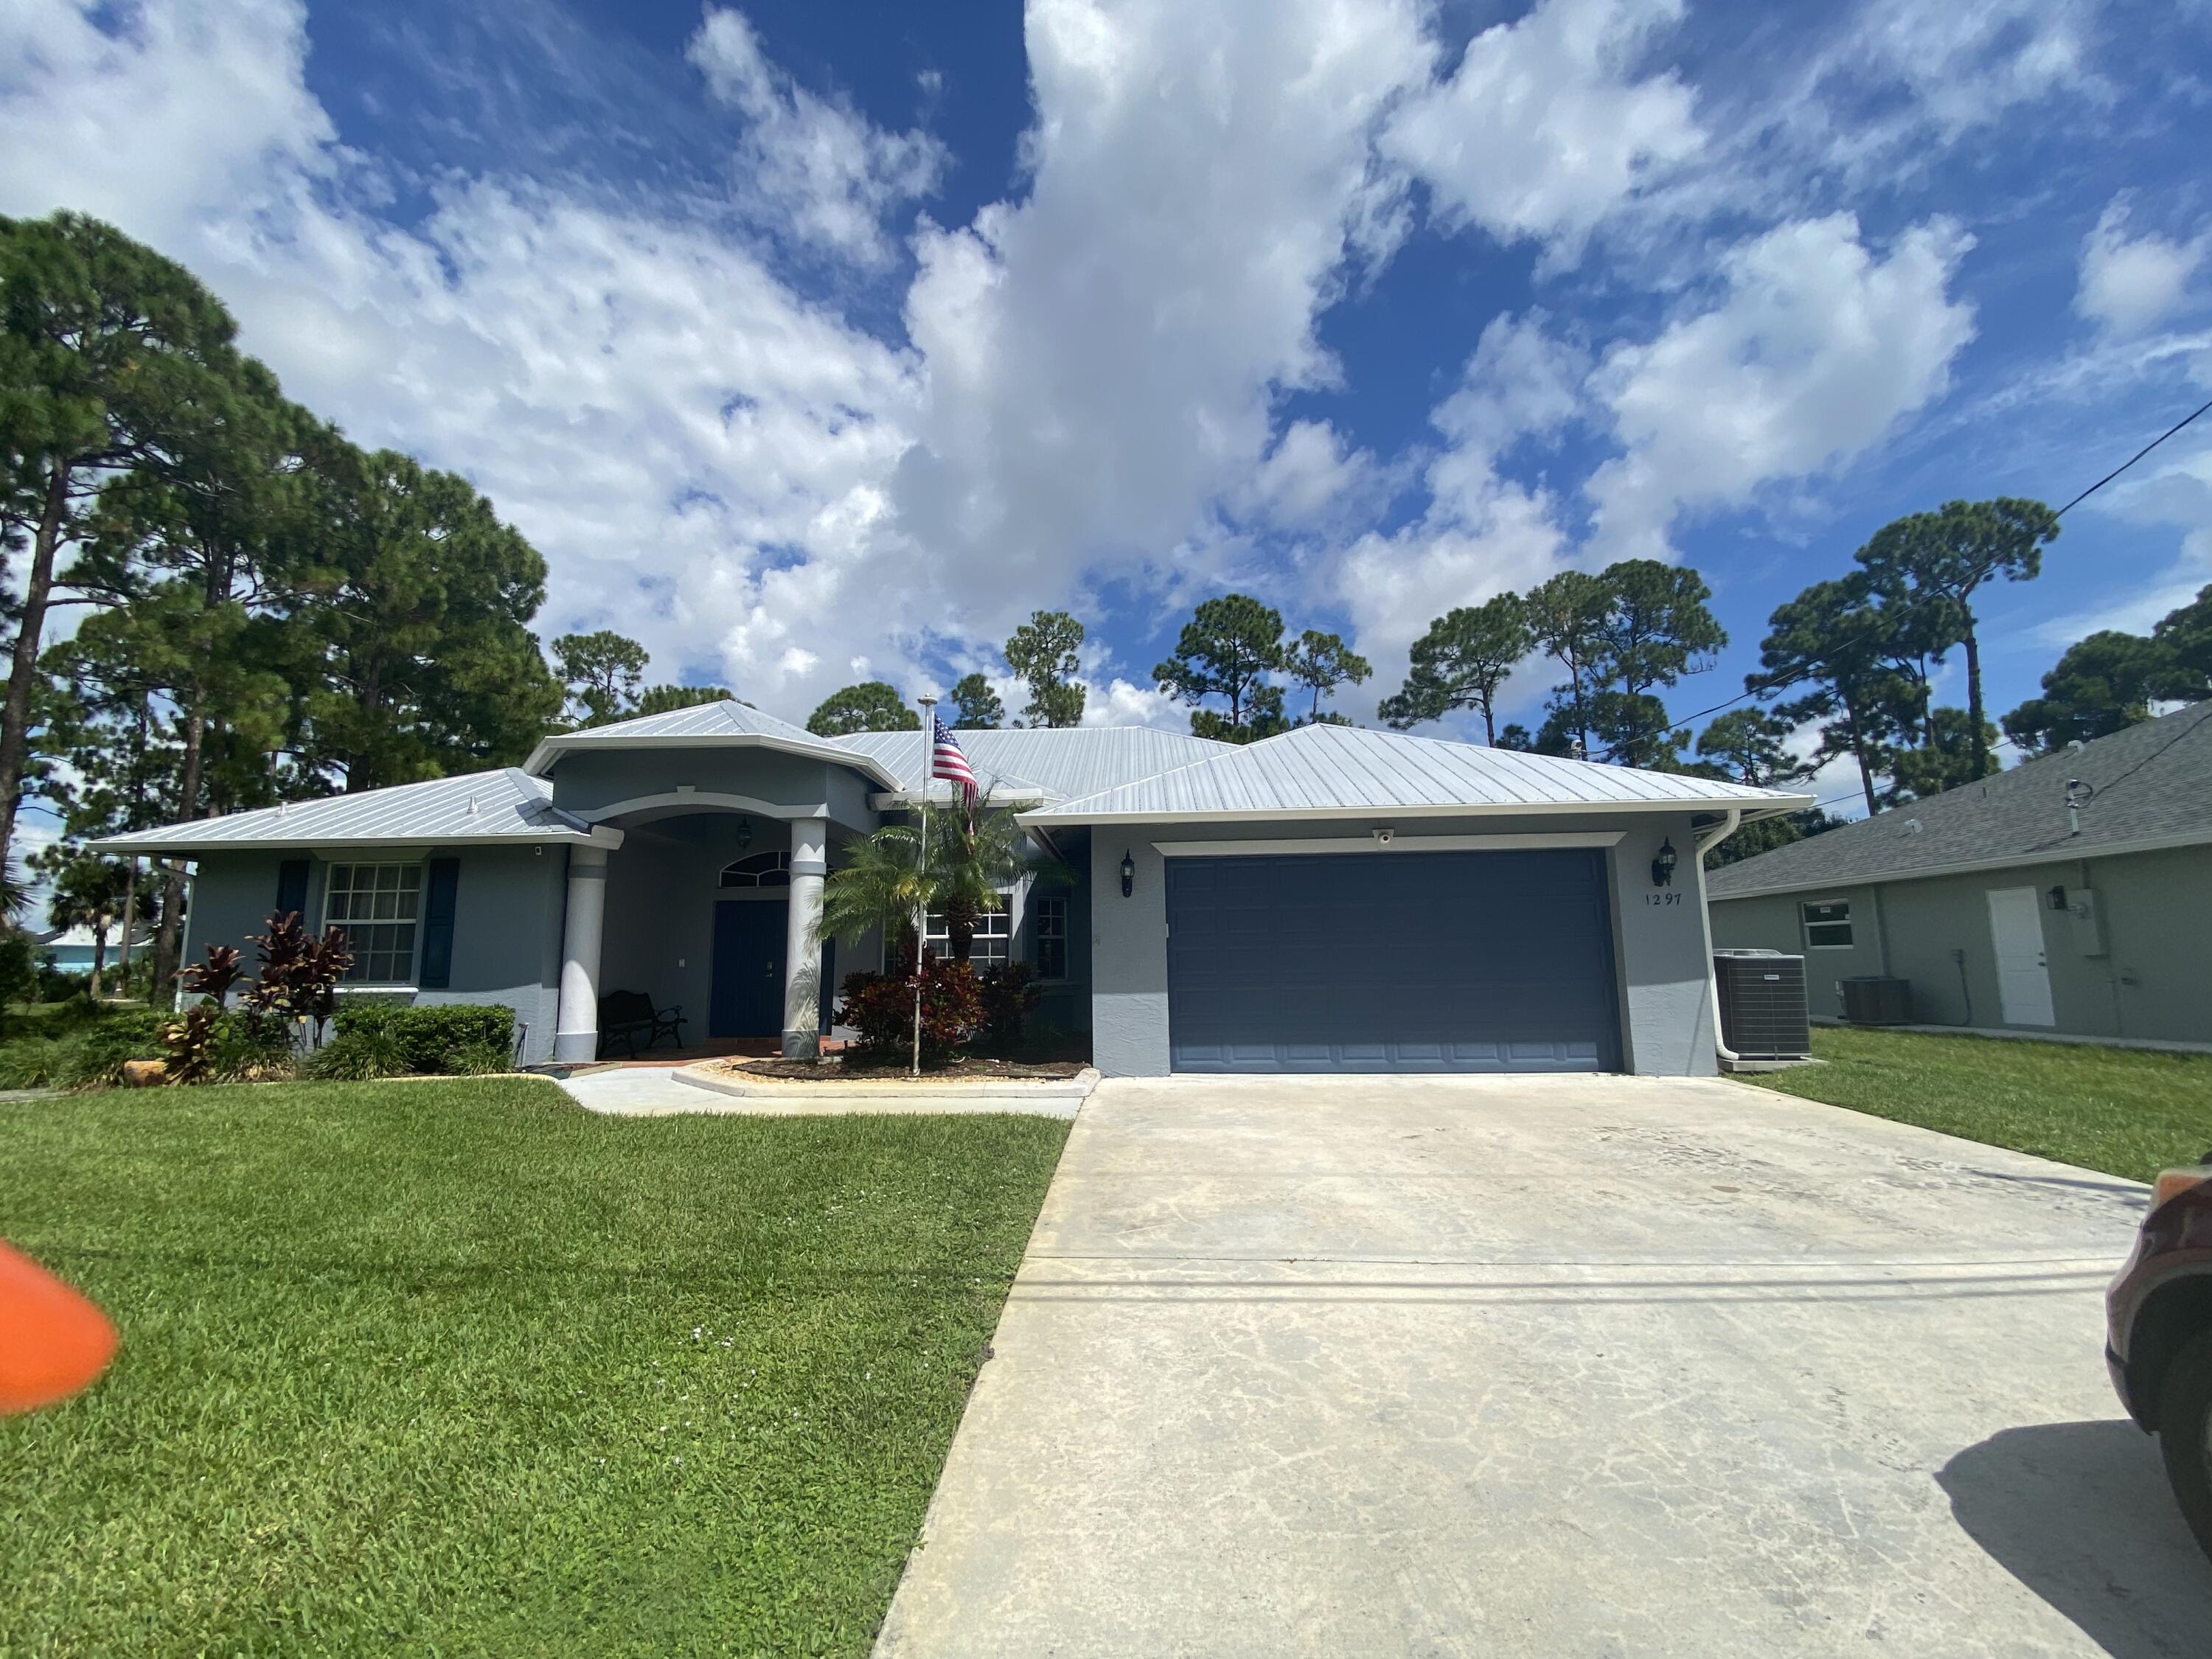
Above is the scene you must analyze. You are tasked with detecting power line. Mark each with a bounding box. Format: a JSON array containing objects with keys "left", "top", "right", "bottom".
[
  {"left": 1644, "top": 394, "right": 2212, "bottom": 748},
  {"left": 2055, "top": 395, "right": 2212, "bottom": 518}
]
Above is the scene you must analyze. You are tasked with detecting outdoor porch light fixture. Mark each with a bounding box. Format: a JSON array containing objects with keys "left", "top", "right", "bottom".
[
  {"left": 734, "top": 815, "right": 754, "bottom": 852},
  {"left": 1650, "top": 838, "right": 1677, "bottom": 888},
  {"left": 1120, "top": 850, "right": 1135, "bottom": 898}
]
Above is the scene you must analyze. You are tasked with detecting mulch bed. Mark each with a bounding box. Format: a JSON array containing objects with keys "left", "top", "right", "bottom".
[{"left": 720, "top": 1055, "right": 1088, "bottom": 1082}]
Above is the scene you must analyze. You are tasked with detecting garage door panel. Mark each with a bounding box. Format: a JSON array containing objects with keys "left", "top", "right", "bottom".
[{"left": 1166, "top": 849, "right": 1621, "bottom": 1074}]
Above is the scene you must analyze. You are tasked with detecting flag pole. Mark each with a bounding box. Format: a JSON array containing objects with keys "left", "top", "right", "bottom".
[{"left": 914, "top": 694, "right": 936, "bottom": 1078}]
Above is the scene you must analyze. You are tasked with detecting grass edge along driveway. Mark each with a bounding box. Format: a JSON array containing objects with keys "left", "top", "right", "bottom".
[
  {"left": 0, "top": 1077, "right": 1068, "bottom": 1658},
  {"left": 1733, "top": 1025, "right": 2212, "bottom": 1185}
]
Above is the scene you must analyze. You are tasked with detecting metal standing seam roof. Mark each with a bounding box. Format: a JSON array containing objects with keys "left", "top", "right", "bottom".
[
  {"left": 89, "top": 768, "right": 616, "bottom": 855},
  {"left": 1020, "top": 721, "right": 1814, "bottom": 824},
  {"left": 1706, "top": 700, "right": 2212, "bottom": 899},
  {"left": 834, "top": 726, "right": 1235, "bottom": 801},
  {"left": 523, "top": 698, "right": 900, "bottom": 787}
]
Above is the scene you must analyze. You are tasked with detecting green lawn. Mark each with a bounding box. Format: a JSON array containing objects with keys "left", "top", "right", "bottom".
[
  {"left": 0, "top": 1079, "right": 1068, "bottom": 1658},
  {"left": 1735, "top": 1026, "right": 2212, "bottom": 1183}
]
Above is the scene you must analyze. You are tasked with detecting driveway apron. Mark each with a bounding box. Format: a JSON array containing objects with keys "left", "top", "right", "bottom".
[{"left": 874, "top": 1074, "right": 2208, "bottom": 1658}]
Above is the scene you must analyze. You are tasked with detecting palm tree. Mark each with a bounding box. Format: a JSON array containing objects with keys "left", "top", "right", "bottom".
[
  {"left": 927, "top": 799, "right": 1032, "bottom": 961},
  {"left": 43, "top": 852, "right": 128, "bottom": 999},
  {"left": 816, "top": 823, "right": 938, "bottom": 967}
]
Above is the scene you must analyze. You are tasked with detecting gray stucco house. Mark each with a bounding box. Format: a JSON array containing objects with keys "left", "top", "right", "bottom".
[
  {"left": 1709, "top": 701, "right": 2212, "bottom": 1048},
  {"left": 98, "top": 700, "right": 1807, "bottom": 1075}
]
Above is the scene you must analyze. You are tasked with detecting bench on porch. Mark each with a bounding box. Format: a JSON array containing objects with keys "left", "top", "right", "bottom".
[{"left": 597, "top": 990, "right": 688, "bottom": 1059}]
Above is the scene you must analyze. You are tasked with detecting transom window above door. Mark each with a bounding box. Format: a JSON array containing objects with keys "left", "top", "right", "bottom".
[{"left": 720, "top": 852, "right": 790, "bottom": 888}]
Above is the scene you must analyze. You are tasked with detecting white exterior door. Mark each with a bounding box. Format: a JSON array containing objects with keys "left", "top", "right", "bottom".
[{"left": 1986, "top": 887, "right": 2056, "bottom": 1027}]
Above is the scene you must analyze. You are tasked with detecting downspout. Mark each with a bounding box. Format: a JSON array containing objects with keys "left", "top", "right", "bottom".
[{"left": 1696, "top": 810, "right": 1745, "bottom": 1065}]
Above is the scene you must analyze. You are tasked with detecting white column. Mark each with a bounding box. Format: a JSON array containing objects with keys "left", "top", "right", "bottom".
[
  {"left": 553, "top": 844, "right": 610, "bottom": 1062},
  {"left": 782, "top": 816, "right": 828, "bottom": 1059}
]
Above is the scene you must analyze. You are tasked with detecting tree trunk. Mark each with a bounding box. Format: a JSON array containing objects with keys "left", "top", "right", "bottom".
[
  {"left": 151, "top": 695, "right": 207, "bottom": 999},
  {"left": 1481, "top": 701, "right": 1497, "bottom": 745},
  {"left": 1961, "top": 623, "right": 1987, "bottom": 780},
  {"left": 1843, "top": 693, "right": 1878, "bottom": 815},
  {"left": 0, "top": 463, "right": 72, "bottom": 858},
  {"left": 118, "top": 859, "right": 138, "bottom": 995}
]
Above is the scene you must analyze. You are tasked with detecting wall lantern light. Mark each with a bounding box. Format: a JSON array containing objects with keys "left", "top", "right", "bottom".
[
  {"left": 735, "top": 815, "right": 754, "bottom": 852},
  {"left": 1650, "top": 838, "right": 1677, "bottom": 888},
  {"left": 1120, "top": 850, "right": 1135, "bottom": 898}
]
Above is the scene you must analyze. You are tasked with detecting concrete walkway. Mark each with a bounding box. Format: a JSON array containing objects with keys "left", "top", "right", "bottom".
[
  {"left": 556, "top": 1064, "right": 1085, "bottom": 1117},
  {"left": 875, "top": 1074, "right": 2209, "bottom": 1658}
]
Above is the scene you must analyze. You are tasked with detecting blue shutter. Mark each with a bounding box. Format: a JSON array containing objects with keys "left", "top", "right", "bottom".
[
  {"left": 276, "top": 859, "right": 309, "bottom": 922},
  {"left": 420, "top": 858, "right": 461, "bottom": 990}
]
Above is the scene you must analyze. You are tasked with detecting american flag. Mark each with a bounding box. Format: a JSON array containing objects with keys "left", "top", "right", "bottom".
[{"left": 931, "top": 715, "right": 978, "bottom": 804}]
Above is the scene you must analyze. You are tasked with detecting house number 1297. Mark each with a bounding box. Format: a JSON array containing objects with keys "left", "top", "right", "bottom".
[{"left": 1645, "top": 891, "right": 1682, "bottom": 906}]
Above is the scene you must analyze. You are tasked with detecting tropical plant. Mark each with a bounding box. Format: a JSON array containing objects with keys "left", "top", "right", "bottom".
[
  {"left": 33, "top": 847, "right": 132, "bottom": 998},
  {"left": 838, "top": 960, "right": 984, "bottom": 1065},
  {"left": 978, "top": 961, "right": 1042, "bottom": 1056},
  {"left": 816, "top": 822, "right": 936, "bottom": 965},
  {"left": 925, "top": 799, "right": 1033, "bottom": 962}
]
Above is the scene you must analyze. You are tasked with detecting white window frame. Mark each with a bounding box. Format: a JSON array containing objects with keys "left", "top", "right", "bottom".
[
  {"left": 323, "top": 861, "right": 425, "bottom": 986},
  {"left": 1800, "top": 899, "right": 1854, "bottom": 950},
  {"left": 923, "top": 902, "right": 1013, "bottom": 965},
  {"left": 1032, "top": 894, "right": 1069, "bottom": 981}
]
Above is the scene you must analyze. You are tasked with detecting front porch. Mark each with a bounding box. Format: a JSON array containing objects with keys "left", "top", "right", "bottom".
[{"left": 550, "top": 807, "right": 862, "bottom": 1064}]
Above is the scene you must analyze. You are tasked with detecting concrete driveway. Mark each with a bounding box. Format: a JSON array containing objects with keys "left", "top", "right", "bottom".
[{"left": 875, "top": 1074, "right": 2212, "bottom": 1658}]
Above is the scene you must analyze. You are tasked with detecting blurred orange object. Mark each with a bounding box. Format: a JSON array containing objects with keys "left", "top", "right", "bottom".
[{"left": 0, "top": 1240, "right": 117, "bottom": 1413}]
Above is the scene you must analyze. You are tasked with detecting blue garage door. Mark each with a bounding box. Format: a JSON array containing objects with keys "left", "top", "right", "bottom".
[{"left": 1165, "top": 849, "right": 1621, "bottom": 1074}]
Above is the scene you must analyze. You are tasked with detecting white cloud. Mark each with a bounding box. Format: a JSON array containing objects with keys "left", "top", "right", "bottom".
[
  {"left": 1331, "top": 314, "right": 1587, "bottom": 723},
  {"left": 2076, "top": 196, "right": 2208, "bottom": 338},
  {"left": 687, "top": 7, "right": 943, "bottom": 267},
  {"left": 1079, "top": 677, "right": 1183, "bottom": 731},
  {"left": 1231, "top": 419, "right": 1384, "bottom": 532},
  {"left": 891, "top": 0, "right": 1431, "bottom": 631},
  {"left": 1382, "top": 0, "right": 1702, "bottom": 262},
  {"left": 1587, "top": 213, "right": 1977, "bottom": 559}
]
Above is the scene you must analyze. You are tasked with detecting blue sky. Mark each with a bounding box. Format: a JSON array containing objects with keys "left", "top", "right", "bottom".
[{"left": 2, "top": 0, "right": 2208, "bottom": 806}]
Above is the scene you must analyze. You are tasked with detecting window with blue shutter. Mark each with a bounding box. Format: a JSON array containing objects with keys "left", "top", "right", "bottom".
[
  {"left": 419, "top": 858, "right": 461, "bottom": 989},
  {"left": 276, "top": 859, "right": 309, "bottom": 922}
]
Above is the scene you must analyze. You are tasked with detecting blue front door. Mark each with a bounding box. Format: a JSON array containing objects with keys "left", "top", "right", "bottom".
[{"left": 711, "top": 900, "right": 787, "bottom": 1038}]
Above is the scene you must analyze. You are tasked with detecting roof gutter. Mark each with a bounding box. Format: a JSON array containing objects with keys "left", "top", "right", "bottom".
[{"left": 1018, "top": 793, "right": 1813, "bottom": 829}]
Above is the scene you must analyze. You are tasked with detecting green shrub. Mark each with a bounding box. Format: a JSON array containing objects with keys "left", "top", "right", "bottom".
[
  {"left": 0, "top": 1037, "right": 68, "bottom": 1089},
  {"left": 440, "top": 1040, "right": 513, "bottom": 1077},
  {"left": 68, "top": 1010, "right": 170, "bottom": 1088},
  {"left": 0, "top": 928, "right": 38, "bottom": 1010},
  {"left": 977, "top": 962, "right": 1042, "bottom": 1057},
  {"left": 332, "top": 1003, "right": 515, "bottom": 1074},
  {"left": 839, "top": 960, "right": 983, "bottom": 1065},
  {"left": 211, "top": 1011, "right": 300, "bottom": 1082},
  {"left": 305, "top": 1025, "right": 412, "bottom": 1082}
]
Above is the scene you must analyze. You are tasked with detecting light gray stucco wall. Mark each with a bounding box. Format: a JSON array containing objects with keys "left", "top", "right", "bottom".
[
  {"left": 544, "top": 748, "right": 874, "bottom": 829},
  {"left": 1711, "top": 845, "right": 2212, "bottom": 1044},
  {"left": 1085, "top": 810, "right": 1720, "bottom": 1079},
  {"left": 182, "top": 844, "right": 568, "bottom": 1061}
]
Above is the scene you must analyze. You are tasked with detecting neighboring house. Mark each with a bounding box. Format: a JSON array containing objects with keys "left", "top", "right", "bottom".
[
  {"left": 1708, "top": 702, "right": 2212, "bottom": 1047},
  {"left": 35, "top": 925, "right": 155, "bottom": 973},
  {"left": 94, "top": 700, "right": 1806, "bottom": 1074}
]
